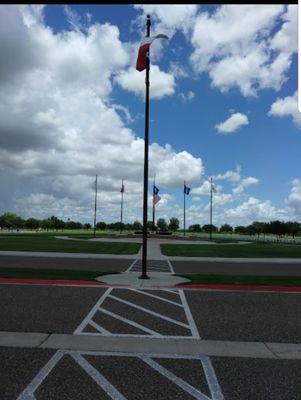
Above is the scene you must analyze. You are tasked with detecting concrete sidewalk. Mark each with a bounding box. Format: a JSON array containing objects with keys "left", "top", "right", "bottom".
[
  {"left": 1, "top": 331, "right": 300, "bottom": 360},
  {"left": 96, "top": 271, "right": 190, "bottom": 287}
]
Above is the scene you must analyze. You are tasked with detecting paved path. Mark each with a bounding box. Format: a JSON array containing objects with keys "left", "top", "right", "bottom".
[{"left": 136, "top": 239, "right": 167, "bottom": 260}]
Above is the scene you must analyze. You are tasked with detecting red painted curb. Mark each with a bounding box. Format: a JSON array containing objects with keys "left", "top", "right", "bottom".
[
  {"left": 0, "top": 277, "right": 106, "bottom": 286},
  {"left": 0, "top": 277, "right": 300, "bottom": 292},
  {"left": 177, "top": 283, "right": 301, "bottom": 292}
]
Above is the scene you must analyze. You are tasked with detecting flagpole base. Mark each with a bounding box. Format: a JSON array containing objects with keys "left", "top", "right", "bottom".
[{"left": 139, "top": 274, "right": 150, "bottom": 280}]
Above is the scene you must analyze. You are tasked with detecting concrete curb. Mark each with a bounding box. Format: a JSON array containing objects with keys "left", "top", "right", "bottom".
[
  {"left": 0, "top": 331, "right": 301, "bottom": 360},
  {"left": 1, "top": 277, "right": 301, "bottom": 293}
]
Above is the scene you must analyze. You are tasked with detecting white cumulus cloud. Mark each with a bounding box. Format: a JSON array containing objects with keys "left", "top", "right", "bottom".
[
  {"left": 0, "top": 5, "right": 203, "bottom": 222},
  {"left": 190, "top": 5, "right": 297, "bottom": 96},
  {"left": 216, "top": 113, "right": 249, "bottom": 133},
  {"left": 115, "top": 65, "right": 175, "bottom": 99},
  {"left": 268, "top": 91, "right": 301, "bottom": 128},
  {"left": 285, "top": 179, "right": 301, "bottom": 217}
]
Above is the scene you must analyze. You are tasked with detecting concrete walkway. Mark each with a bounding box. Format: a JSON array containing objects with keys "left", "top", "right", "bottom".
[
  {"left": 0, "top": 331, "right": 300, "bottom": 360},
  {"left": 96, "top": 271, "right": 190, "bottom": 287},
  {"left": 136, "top": 239, "right": 166, "bottom": 260}
]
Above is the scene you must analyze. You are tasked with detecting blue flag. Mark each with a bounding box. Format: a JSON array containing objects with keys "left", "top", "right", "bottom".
[
  {"left": 153, "top": 185, "right": 159, "bottom": 195},
  {"left": 184, "top": 184, "right": 190, "bottom": 195}
]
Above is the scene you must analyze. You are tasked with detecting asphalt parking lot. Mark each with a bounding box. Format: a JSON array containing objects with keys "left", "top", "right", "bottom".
[
  {"left": 1, "top": 283, "right": 301, "bottom": 399},
  {"left": 1, "top": 347, "right": 301, "bottom": 400},
  {"left": 1, "top": 285, "right": 300, "bottom": 342}
]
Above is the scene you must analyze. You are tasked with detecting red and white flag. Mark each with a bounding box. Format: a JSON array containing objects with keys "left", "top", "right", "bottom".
[
  {"left": 136, "top": 34, "right": 169, "bottom": 72},
  {"left": 153, "top": 194, "right": 161, "bottom": 205}
]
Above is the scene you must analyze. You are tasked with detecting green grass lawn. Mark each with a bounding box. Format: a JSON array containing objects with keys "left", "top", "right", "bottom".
[
  {"left": 161, "top": 242, "right": 301, "bottom": 258},
  {"left": 0, "top": 267, "right": 113, "bottom": 281},
  {"left": 178, "top": 274, "right": 301, "bottom": 286},
  {"left": 0, "top": 234, "right": 140, "bottom": 254},
  {"left": 205, "top": 238, "right": 241, "bottom": 243}
]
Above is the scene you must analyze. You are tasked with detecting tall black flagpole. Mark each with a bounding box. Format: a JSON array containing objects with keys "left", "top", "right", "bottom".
[
  {"left": 140, "top": 15, "right": 151, "bottom": 279},
  {"left": 93, "top": 174, "right": 98, "bottom": 238},
  {"left": 210, "top": 177, "right": 213, "bottom": 241},
  {"left": 120, "top": 178, "right": 124, "bottom": 234},
  {"left": 184, "top": 180, "right": 186, "bottom": 237},
  {"left": 152, "top": 174, "right": 155, "bottom": 232}
]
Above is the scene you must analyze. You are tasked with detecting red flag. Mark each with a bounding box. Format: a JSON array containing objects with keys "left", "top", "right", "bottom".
[
  {"left": 120, "top": 183, "right": 125, "bottom": 193},
  {"left": 136, "top": 34, "right": 169, "bottom": 72}
]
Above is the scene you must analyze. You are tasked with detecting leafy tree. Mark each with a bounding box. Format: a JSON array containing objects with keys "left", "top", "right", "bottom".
[
  {"left": 0, "top": 213, "right": 24, "bottom": 230},
  {"left": 40, "top": 219, "right": 53, "bottom": 231},
  {"left": 234, "top": 226, "right": 247, "bottom": 234},
  {"left": 267, "top": 220, "right": 286, "bottom": 238},
  {"left": 133, "top": 221, "right": 143, "bottom": 231},
  {"left": 25, "top": 218, "right": 40, "bottom": 230},
  {"left": 246, "top": 221, "right": 265, "bottom": 237},
  {"left": 220, "top": 224, "right": 233, "bottom": 233},
  {"left": 188, "top": 224, "right": 201, "bottom": 232},
  {"left": 202, "top": 224, "right": 218, "bottom": 233},
  {"left": 169, "top": 217, "right": 179, "bottom": 232},
  {"left": 49, "top": 216, "right": 65, "bottom": 231},
  {"left": 157, "top": 218, "right": 168, "bottom": 232},
  {"left": 285, "top": 221, "right": 300, "bottom": 238},
  {"left": 96, "top": 221, "right": 107, "bottom": 230},
  {"left": 124, "top": 223, "right": 133, "bottom": 231},
  {"left": 147, "top": 220, "right": 156, "bottom": 231},
  {"left": 83, "top": 223, "right": 92, "bottom": 230},
  {"left": 65, "top": 220, "right": 82, "bottom": 229}
]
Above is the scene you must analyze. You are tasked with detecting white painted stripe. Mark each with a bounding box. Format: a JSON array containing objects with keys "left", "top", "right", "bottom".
[
  {"left": 74, "top": 288, "right": 113, "bottom": 334},
  {"left": 140, "top": 356, "right": 211, "bottom": 400},
  {"left": 71, "top": 353, "right": 127, "bottom": 400},
  {"left": 108, "top": 294, "right": 190, "bottom": 329},
  {"left": 98, "top": 307, "right": 162, "bottom": 337},
  {"left": 17, "top": 350, "right": 65, "bottom": 400},
  {"left": 201, "top": 357, "right": 224, "bottom": 400},
  {"left": 179, "top": 290, "right": 201, "bottom": 339},
  {"left": 167, "top": 259, "right": 175, "bottom": 274},
  {"left": 131, "top": 288, "right": 183, "bottom": 307},
  {"left": 88, "top": 320, "right": 111, "bottom": 335},
  {"left": 125, "top": 258, "right": 139, "bottom": 272},
  {"left": 74, "top": 332, "right": 174, "bottom": 339},
  {"left": 164, "top": 289, "right": 180, "bottom": 293}
]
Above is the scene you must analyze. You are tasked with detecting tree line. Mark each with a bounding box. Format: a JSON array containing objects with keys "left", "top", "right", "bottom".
[
  {"left": 0, "top": 213, "right": 180, "bottom": 232},
  {"left": 0, "top": 212, "right": 300, "bottom": 238},
  {"left": 189, "top": 221, "right": 301, "bottom": 238}
]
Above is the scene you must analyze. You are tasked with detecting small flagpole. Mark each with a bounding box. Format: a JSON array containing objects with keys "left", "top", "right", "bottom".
[
  {"left": 120, "top": 178, "right": 124, "bottom": 234},
  {"left": 210, "top": 177, "right": 213, "bottom": 241},
  {"left": 140, "top": 15, "right": 151, "bottom": 280},
  {"left": 152, "top": 174, "right": 156, "bottom": 232},
  {"left": 184, "top": 180, "right": 186, "bottom": 237},
  {"left": 93, "top": 174, "right": 98, "bottom": 238}
]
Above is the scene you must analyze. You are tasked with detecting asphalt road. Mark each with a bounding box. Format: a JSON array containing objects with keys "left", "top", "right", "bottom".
[
  {"left": 0, "top": 255, "right": 130, "bottom": 272},
  {"left": 1, "top": 255, "right": 301, "bottom": 276},
  {"left": 171, "top": 260, "right": 301, "bottom": 275}
]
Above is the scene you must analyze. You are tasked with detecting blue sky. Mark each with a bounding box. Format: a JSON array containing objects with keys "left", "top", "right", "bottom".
[{"left": 0, "top": 5, "right": 300, "bottom": 227}]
